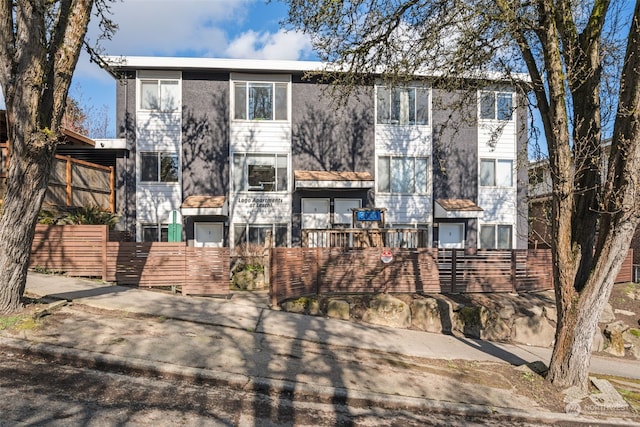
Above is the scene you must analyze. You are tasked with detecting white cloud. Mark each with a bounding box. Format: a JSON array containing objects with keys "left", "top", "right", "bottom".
[{"left": 225, "top": 29, "right": 312, "bottom": 60}]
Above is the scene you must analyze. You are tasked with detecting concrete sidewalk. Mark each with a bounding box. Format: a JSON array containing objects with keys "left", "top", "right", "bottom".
[{"left": 1, "top": 272, "right": 639, "bottom": 425}]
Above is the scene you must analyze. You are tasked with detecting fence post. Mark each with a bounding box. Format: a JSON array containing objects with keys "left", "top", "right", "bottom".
[
  {"left": 451, "top": 250, "right": 457, "bottom": 293},
  {"left": 263, "top": 231, "right": 272, "bottom": 290},
  {"left": 511, "top": 250, "right": 517, "bottom": 293},
  {"left": 65, "top": 156, "right": 72, "bottom": 207}
]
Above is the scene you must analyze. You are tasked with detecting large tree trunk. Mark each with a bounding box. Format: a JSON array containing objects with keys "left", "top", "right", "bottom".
[
  {"left": 0, "top": 129, "right": 55, "bottom": 313},
  {"left": 0, "top": 1, "right": 97, "bottom": 313}
]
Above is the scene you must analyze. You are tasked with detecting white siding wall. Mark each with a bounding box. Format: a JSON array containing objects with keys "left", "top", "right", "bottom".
[
  {"left": 375, "top": 125, "right": 433, "bottom": 225},
  {"left": 477, "top": 94, "right": 518, "bottom": 248},
  {"left": 135, "top": 73, "right": 183, "bottom": 237}
]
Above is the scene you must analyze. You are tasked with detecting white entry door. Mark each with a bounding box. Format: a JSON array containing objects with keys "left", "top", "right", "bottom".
[
  {"left": 334, "top": 199, "right": 361, "bottom": 226},
  {"left": 438, "top": 223, "right": 464, "bottom": 249},
  {"left": 302, "top": 199, "right": 330, "bottom": 229},
  {"left": 194, "top": 222, "right": 224, "bottom": 247}
]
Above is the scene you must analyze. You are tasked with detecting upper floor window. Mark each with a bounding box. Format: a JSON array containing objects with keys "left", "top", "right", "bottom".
[
  {"left": 233, "top": 153, "right": 288, "bottom": 192},
  {"left": 480, "top": 91, "right": 513, "bottom": 121},
  {"left": 377, "top": 86, "right": 429, "bottom": 125},
  {"left": 141, "top": 152, "right": 179, "bottom": 183},
  {"left": 234, "top": 81, "right": 288, "bottom": 121},
  {"left": 140, "top": 79, "right": 180, "bottom": 112},
  {"left": 480, "top": 158, "right": 513, "bottom": 187},
  {"left": 378, "top": 156, "right": 429, "bottom": 194}
]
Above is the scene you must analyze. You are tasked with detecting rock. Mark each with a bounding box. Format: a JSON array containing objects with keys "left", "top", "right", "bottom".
[
  {"left": 281, "top": 298, "right": 309, "bottom": 314},
  {"left": 589, "top": 377, "right": 629, "bottom": 410},
  {"left": 614, "top": 308, "right": 636, "bottom": 317},
  {"left": 511, "top": 315, "right": 556, "bottom": 347},
  {"left": 497, "top": 301, "right": 516, "bottom": 320},
  {"left": 362, "top": 294, "right": 411, "bottom": 328},
  {"left": 622, "top": 328, "right": 640, "bottom": 360},
  {"left": 604, "top": 321, "right": 629, "bottom": 357},
  {"left": 231, "top": 269, "right": 265, "bottom": 291},
  {"left": 599, "top": 303, "right": 615, "bottom": 324},
  {"left": 480, "top": 309, "right": 512, "bottom": 341},
  {"left": 326, "top": 299, "right": 350, "bottom": 320},
  {"left": 410, "top": 298, "right": 442, "bottom": 333},
  {"left": 592, "top": 329, "right": 605, "bottom": 352}
]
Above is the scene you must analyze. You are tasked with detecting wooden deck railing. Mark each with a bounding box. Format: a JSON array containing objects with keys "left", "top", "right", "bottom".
[{"left": 302, "top": 228, "right": 429, "bottom": 248}]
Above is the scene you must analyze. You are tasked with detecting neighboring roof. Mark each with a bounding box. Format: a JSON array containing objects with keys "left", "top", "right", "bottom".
[
  {"left": 181, "top": 196, "right": 228, "bottom": 217},
  {"left": 60, "top": 127, "right": 95, "bottom": 147},
  {"left": 294, "top": 170, "right": 374, "bottom": 189},
  {"left": 434, "top": 199, "right": 483, "bottom": 219}
]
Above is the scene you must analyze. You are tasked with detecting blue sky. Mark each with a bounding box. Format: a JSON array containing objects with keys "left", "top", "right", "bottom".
[{"left": 0, "top": 0, "right": 314, "bottom": 137}]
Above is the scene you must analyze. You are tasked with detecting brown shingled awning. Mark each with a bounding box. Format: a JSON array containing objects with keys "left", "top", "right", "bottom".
[
  {"left": 181, "top": 196, "right": 228, "bottom": 216},
  {"left": 295, "top": 170, "right": 374, "bottom": 189},
  {"left": 435, "top": 198, "right": 483, "bottom": 219}
]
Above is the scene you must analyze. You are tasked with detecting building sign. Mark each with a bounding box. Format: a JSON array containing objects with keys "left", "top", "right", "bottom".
[
  {"left": 356, "top": 210, "right": 382, "bottom": 221},
  {"left": 237, "top": 197, "right": 285, "bottom": 209}
]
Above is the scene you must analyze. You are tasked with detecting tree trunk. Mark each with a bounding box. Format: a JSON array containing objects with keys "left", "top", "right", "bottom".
[{"left": 0, "top": 129, "right": 55, "bottom": 313}]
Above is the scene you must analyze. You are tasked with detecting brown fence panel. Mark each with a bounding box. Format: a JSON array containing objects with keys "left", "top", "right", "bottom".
[
  {"left": 270, "top": 248, "right": 319, "bottom": 303},
  {"left": 319, "top": 248, "right": 441, "bottom": 294},
  {"left": 31, "top": 225, "right": 107, "bottom": 278},
  {"left": 438, "top": 250, "right": 516, "bottom": 293},
  {"left": 183, "top": 247, "right": 230, "bottom": 296},
  {"left": 107, "top": 242, "right": 187, "bottom": 287},
  {"left": 615, "top": 249, "right": 634, "bottom": 284},
  {"left": 518, "top": 249, "right": 553, "bottom": 291}
]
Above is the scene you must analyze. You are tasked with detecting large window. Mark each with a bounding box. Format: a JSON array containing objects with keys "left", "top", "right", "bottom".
[
  {"left": 141, "top": 152, "right": 179, "bottom": 183},
  {"left": 480, "top": 224, "right": 513, "bottom": 249},
  {"left": 234, "top": 153, "right": 288, "bottom": 192},
  {"left": 378, "top": 156, "right": 428, "bottom": 194},
  {"left": 140, "top": 79, "right": 180, "bottom": 112},
  {"left": 234, "top": 224, "right": 288, "bottom": 248},
  {"left": 479, "top": 91, "right": 513, "bottom": 121},
  {"left": 141, "top": 224, "right": 169, "bottom": 242},
  {"left": 234, "top": 81, "right": 288, "bottom": 121},
  {"left": 377, "top": 86, "right": 429, "bottom": 125},
  {"left": 480, "top": 158, "right": 513, "bottom": 187}
]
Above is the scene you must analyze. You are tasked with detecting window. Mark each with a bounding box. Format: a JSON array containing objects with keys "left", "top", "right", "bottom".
[
  {"left": 140, "top": 79, "right": 180, "bottom": 111},
  {"left": 480, "top": 224, "right": 512, "bottom": 249},
  {"left": 141, "top": 152, "right": 179, "bottom": 183},
  {"left": 141, "top": 224, "right": 169, "bottom": 242},
  {"left": 480, "top": 159, "right": 513, "bottom": 187},
  {"left": 480, "top": 91, "right": 513, "bottom": 121},
  {"left": 234, "top": 224, "right": 288, "bottom": 248},
  {"left": 377, "top": 86, "right": 429, "bottom": 125},
  {"left": 234, "top": 81, "right": 288, "bottom": 120},
  {"left": 378, "top": 156, "right": 428, "bottom": 194},
  {"left": 234, "top": 153, "right": 288, "bottom": 192}
]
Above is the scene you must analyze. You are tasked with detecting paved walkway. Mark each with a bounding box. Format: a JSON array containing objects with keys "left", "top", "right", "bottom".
[{"left": 1, "top": 273, "right": 639, "bottom": 425}]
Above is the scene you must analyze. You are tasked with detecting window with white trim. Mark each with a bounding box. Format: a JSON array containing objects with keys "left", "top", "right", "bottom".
[
  {"left": 480, "top": 224, "right": 513, "bottom": 249},
  {"left": 234, "top": 224, "right": 288, "bottom": 248},
  {"left": 141, "top": 224, "right": 169, "bottom": 242},
  {"left": 233, "top": 153, "right": 288, "bottom": 192},
  {"left": 479, "top": 91, "right": 513, "bottom": 121},
  {"left": 139, "top": 79, "right": 180, "bottom": 112},
  {"left": 233, "top": 81, "right": 288, "bottom": 121},
  {"left": 377, "top": 86, "right": 429, "bottom": 125},
  {"left": 480, "top": 158, "right": 513, "bottom": 187},
  {"left": 141, "top": 152, "right": 179, "bottom": 183},
  {"left": 378, "top": 156, "right": 429, "bottom": 194}
]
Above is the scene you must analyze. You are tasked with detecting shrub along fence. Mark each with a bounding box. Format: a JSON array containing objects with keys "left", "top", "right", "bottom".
[{"left": 29, "top": 225, "right": 634, "bottom": 303}]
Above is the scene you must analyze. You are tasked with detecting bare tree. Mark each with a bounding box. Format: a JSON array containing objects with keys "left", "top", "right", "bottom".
[
  {"left": 282, "top": 0, "right": 640, "bottom": 390},
  {"left": 0, "top": 1, "right": 115, "bottom": 313}
]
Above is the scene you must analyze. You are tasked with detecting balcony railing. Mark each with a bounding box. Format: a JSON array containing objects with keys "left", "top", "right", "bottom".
[{"left": 301, "top": 228, "right": 429, "bottom": 248}]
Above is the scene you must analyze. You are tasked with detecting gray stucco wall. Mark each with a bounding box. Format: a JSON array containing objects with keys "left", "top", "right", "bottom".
[{"left": 181, "top": 72, "right": 230, "bottom": 198}]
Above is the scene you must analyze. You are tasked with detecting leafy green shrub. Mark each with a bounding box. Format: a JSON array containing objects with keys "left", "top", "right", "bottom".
[{"left": 38, "top": 205, "right": 118, "bottom": 228}]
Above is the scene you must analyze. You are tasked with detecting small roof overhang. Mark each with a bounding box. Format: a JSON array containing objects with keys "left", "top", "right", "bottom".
[
  {"left": 435, "top": 198, "right": 483, "bottom": 219},
  {"left": 181, "top": 196, "right": 228, "bottom": 217},
  {"left": 295, "top": 170, "right": 374, "bottom": 190}
]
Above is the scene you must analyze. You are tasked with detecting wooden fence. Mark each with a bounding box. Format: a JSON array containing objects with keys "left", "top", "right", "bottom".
[
  {"left": 30, "top": 225, "right": 230, "bottom": 297},
  {"left": 269, "top": 247, "right": 557, "bottom": 305},
  {"left": 46, "top": 155, "right": 115, "bottom": 213},
  {"left": 29, "top": 225, "right": 634, "bottom": 304}
]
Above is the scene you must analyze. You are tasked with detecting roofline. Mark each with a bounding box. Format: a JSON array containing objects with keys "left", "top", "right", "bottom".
[{"left": 104, "top": 56, "right": 530, "bottom": 83}]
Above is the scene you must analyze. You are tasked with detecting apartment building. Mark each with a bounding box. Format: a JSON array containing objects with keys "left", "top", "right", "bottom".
[{"left": 107, "top": 57, "right": 528, "bottom": 250}]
